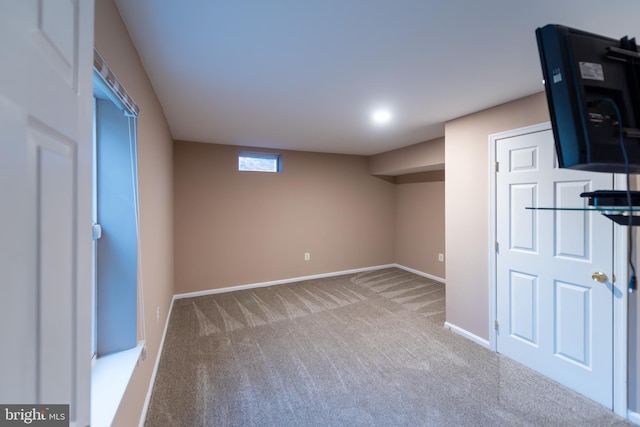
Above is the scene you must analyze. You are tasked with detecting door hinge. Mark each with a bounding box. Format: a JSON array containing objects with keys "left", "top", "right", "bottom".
[
  {"left": 495, "top": 241, "right": 499, "bottom": 253},
  {"left": 495, "top": 161, "right": 499, "bottom": 172},
  {"left": 92, "top": 223, "right": 102, "bottom": 240},
  {"left": 494, "top": 320, "right": 499, "bottom": 331}
]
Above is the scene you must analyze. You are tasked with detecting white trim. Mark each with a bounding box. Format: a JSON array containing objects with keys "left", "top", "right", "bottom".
[
  {"left": 393, "top": 264, "right": 445, "bottom": 283},
  {"left": 488, "top": 122, "right": 628, "bottom": 416},
  {"left": 489, "top": 126, "right": 496, "bottom": 352},
  {"left": 628, "top": 409, "right": 640, "bottom": 425},
  {"left": 138, "top": 297, "right": 175, "bottom": 427},
  {"left": 91, "top": 343, "right": 144, "bottom": 427},
  {"left": 173, "top": 264, "right": 396, "bottom": 299},
  {"left": 613, "top": 173, "right": 629, "bottom": 417},
  {"left": 444, "top": 322, "right": 491, "bottom": 349}
]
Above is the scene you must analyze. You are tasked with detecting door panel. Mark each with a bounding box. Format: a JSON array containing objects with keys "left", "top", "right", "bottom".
[
  {"left": 509, "top": 271, "right": 538, "bottom": 345},
  {"left": 510, "top": 184, "right": 537, "bottom": 252},
  {"left": 555, "top": 182, "right": 590, "bottom": 259},
  {"left": 33, "top": 0, "right": 78, "bottom": 88},
  {"left": 0, "top": 98, "right": 38, "bottom": 405},
  {"left": 496, "top": 128, "right": 614, "bottom": 408},
  {"left": 0, "top": 1, "right": 93, "bottom": 424},
  {"left": 509, "top": 145, "right": 538, "bottom": 172},
  {"left": 35, "top": 123, "right": 75, "bottom": 404},
  {"left": 555, "top": 280, "right": 590, "bottom": 366}
]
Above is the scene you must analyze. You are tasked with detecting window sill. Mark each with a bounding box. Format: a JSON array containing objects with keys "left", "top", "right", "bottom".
[{"left": 91, "top": 343, "right": 144, "bottom": 427}]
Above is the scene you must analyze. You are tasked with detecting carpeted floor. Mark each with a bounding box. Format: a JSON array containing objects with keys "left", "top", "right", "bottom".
[{"left": 144, "top": 268, "right": 633, "bottom": 426}]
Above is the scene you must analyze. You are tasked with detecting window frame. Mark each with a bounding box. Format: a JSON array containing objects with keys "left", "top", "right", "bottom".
[
  {"left": 92, "top": 70, "right": 140, "bottom": 358},
  {"left": 238, "top": 151, "right": 282, "bottom": 173}
]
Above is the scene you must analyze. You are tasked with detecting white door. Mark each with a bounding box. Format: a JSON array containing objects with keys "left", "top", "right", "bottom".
[
  {"left": 0, "top": 2, "right": 94, "bottom": 425},
  {"left": 495, "top": 127, "right": 614, "bottom": 408}
]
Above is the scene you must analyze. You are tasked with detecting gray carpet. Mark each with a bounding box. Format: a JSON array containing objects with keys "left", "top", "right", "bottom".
[{"left": 144, "top": 268, "right": 633, "bottom": 426}]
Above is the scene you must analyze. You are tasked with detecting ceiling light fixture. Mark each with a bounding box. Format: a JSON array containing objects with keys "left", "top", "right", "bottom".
[{"left": 371, "top": 109, "right": 392, "bottom": 125}]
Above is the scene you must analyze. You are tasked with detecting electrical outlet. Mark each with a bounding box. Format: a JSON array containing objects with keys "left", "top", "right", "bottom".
[
  {"left": 156, "top": 306, "right": 160, "bottom": 324},
  {"left": 304, "top": 253, "right": 310, "bottom": 261},
  {"left": 438, "top": 253, "right": 444, "bottom": 262}
]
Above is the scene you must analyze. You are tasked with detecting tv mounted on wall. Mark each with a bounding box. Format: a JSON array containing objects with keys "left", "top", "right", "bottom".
[{"left": 536, "top": 24, "right": 640, "bottom": 173}]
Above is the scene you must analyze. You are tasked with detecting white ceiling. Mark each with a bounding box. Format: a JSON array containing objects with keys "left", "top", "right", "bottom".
[{"left": 114, "top": 0, "right": 640, "bottom": 156}]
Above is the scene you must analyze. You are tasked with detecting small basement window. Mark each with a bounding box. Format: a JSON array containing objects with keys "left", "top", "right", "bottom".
[{"left": 238, "top": 151, "right": 282, "bottom": 172}]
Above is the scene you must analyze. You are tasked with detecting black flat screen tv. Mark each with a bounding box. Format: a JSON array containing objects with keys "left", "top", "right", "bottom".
[{"left": 536, "top": 24, "right": 640, "bottom": 173}]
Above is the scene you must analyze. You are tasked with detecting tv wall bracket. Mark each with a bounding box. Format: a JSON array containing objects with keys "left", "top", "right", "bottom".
[{"left": 607, "top": 37, "right": 640, "bottom": 138}]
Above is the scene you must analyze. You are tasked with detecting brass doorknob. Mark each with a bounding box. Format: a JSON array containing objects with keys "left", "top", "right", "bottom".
[{"left": 591, "top": 271, "right": 608, "bottom": 283}]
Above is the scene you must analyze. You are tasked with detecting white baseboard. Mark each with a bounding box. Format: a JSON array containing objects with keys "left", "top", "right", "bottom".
[
  {"left": 173, "top": 264, "right": 397, "bottom": 299},
  {"left": 628, "top": 409, "right": 640, "bottom": 425},
  {"left": 138, "top": 297, "right": 175, "bottom": 427},
  {"left": 444, "top": 321, "right": 491, "bottom": 349},
  {"left": 393, "top": 264, "right": 445, "bottom": 283}
]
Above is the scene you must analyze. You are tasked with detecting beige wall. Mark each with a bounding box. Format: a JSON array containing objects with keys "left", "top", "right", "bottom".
[
  {"left": 174, "top": 141, "right": 396, "bottom": 294},
  {"left": 369, "top": 137, "right": 444, "bottom": 176},
  {"left": 395, "top": 180, "right": 445, "bottom": 279},
  {"left": 95, "top": 0, "right": 174, "bottom": 425},
  {"left": 444, "top": 92, "right": 550, "bottom": 339}
]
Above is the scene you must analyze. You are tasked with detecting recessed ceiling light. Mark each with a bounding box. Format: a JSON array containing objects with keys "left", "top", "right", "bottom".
[{"left": 371, "top": 109, "right": 392, "bottom": 125}]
